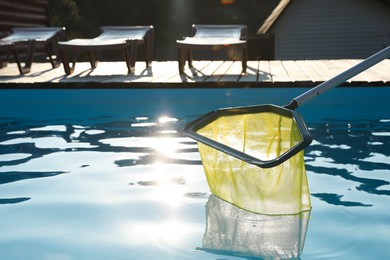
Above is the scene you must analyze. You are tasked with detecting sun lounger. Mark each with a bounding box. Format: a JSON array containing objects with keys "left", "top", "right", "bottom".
[
  {"left": 0, "top": 27, "right": 66, "bottom": 74},
  {"left": 58, "top": 26, "right": 154, "bottom": 75},
  {"left": 176, "top": 24, "right": 247, "bottom": 74}
]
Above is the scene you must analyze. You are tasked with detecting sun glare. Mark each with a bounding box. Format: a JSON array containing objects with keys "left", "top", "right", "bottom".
[
  {"left": 158, "top": 116, "right": 178, "bottom": 124},
  {"left": 154, "top": 183, "right": 185, "bottom": 207},
  {"left": 127, "top": 219, "right": 195, "bottom": 246},
  {"left": 151, "top": 137, "right": 179, "bottom": 154}
]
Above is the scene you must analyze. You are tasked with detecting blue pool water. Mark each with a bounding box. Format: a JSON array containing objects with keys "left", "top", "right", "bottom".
[{"left": 0, "top": 87, "right": 389, "bottom": 259}]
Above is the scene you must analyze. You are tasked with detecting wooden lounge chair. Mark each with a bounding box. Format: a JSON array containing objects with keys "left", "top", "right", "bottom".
[
  {"left": 176, "top": 24, "right": 247, "bottom": 74},
  {"left": 58, "top": 26, "right": 154, "bottom": 75},
  {"left": 0, "top": 27, "right": 66, "bottom": 74}
]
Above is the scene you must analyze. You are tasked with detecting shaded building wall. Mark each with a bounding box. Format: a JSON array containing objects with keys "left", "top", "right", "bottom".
[{"left": 269, "top": 0, "right": 390, "bottom": 59}]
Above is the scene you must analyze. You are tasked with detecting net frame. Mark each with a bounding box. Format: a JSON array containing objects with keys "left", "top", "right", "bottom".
[{"left": 184, "top": 104, "right": 312, "bottom": 168}]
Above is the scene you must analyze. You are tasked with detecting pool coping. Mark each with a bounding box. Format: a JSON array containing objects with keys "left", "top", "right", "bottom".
[{"left": 1, "top": 81, "right": 389, "bottom": 89}]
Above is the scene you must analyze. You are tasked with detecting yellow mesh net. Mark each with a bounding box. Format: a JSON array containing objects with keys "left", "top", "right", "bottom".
[{"left": 196, "top": 112, "right": 311, "bottom": 215}]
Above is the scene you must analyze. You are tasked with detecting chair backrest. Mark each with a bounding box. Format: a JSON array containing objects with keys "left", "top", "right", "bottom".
[
  {"left": 193, "top": 25, "right": 247, "bottom": 39},
  {"left": 98, "top": 26, "right": 153, "bottom": 40},
  {"left": 2, "top": 27, "right": 65, "bottom": 42}
]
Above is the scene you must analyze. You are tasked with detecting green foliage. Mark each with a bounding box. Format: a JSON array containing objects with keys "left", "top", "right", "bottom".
[{"left": 48, "top": 0, "right": 97, "bottom": 39}]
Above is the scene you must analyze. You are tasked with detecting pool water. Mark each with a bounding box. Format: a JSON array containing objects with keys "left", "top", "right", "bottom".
[{"left": 0, "top": 88, "right": 389, "bottom": 259}]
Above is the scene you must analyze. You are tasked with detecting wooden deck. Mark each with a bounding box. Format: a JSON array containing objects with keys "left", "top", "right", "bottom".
[{"left": 0, "top": 59, "right": 389, "bottom": 88}]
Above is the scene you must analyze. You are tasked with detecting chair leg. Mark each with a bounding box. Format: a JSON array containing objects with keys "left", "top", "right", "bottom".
[
  {"left": 187, "top": 49, "right": 193, "bottom": 68},
  {"left": 123, "top": 47, "right": 131, "bottom": 74},
  {"left": 141, "top": 39, "right": 152, "bottom": 68},
  {"left": 241, "top": 47, "right": 247, "bottom": 73},
  {"left": 12, "top": 48, "right": 29, "bottom": 74},
  {"left": 145, "top": 28, "right": 154, "bottom": 67},
  {"left": 59, "top": 49, "right": 74, "bottom": 75},
  {"left": 177, "top": 47, "right": 186, "bottom": 74},
  {"left": 88, "top": 51, "right": 98, "bottom": 68},
  {"left": 0, "top": 60, "right": 7, "bottom": 68},
  {"left": 45, "top": 43, "right": 61, "bottom": 68},
  {"left": 150, "top": 30, "right": 154, "bottom": 64},
  {"left": 147, "top": 45, "right": 153, "bottom": 67},
  {"left": 142, "top": 45, "right": 149, "bottom": 67},
  {"left": 128, "top": 41, "right": 137, "bottom": 73},
  {"left": 123, "top": 43, "right": 136, "bottom": 74},
  {"left": 24, "top": 41, "right": 36, "bottom": 72},
  {"left": 0, "top": 49, "right": 9, "bottom": 68}
]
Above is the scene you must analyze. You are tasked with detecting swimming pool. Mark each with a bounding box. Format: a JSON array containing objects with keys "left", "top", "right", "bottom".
[{"left": 0, "top": 87, "right": 389, "bottom": 259}]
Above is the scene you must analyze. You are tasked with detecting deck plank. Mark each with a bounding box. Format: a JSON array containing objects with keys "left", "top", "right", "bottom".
[
  {"left": 268, "top": 60, "right": 291, "bottom": 82},
  {"left": 150, "top": 61, "right": 180, "bottom": 83},
  {"left": 185, "top": 60, "right": 212, "bottom": 80},
  {"left": 0, "top": 59, "right": 389, "bottom": 87},
  {"left": 304, "top": 60, "right": 334, "bottom": 80},
  {"left": 330, "top": 60, "right": 368, "bottom": 82},
  {"left": 198, "top": 60, "right": 224, "bottom": 80},
  {"left": 102, "top": 62, "right": 153, "bottom": 83},
  {"left": 294, "top": 60, "right": 323, "bottom": 82},
  {"left": 204, "top": 61, "right": 230, "bottom": 82},
  {"left": 258, "top": 60, "right": 272, "bottom": 82},
  {"left": 281, "top": 60, "right": 311, "bottom": 82},
  {"left": 358, "top": 59, "right": 390, "bottom": 83},
  {"left": 239, "top": 60, "right": 258, "bottom": 82},
  {"left": 219, "top": 61, "right": 243, "bottom": 82}
]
